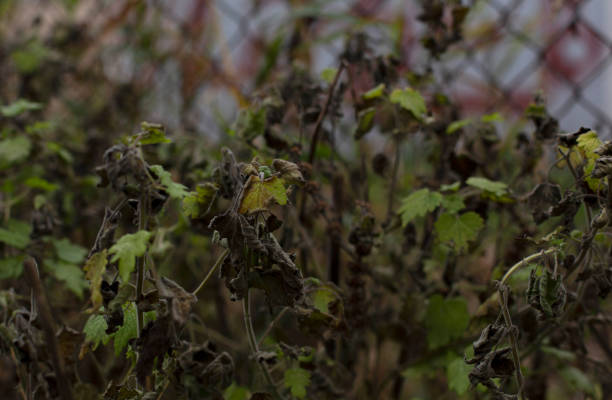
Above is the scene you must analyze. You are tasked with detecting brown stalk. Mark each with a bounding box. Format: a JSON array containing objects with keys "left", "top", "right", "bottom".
[{"left": 23, "top": 258, "right": 74, "bottom": 400}]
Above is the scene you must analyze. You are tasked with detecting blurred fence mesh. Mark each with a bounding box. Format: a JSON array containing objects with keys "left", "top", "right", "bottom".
[{"left": 2, "top": 0, "right": 612, "bottom": 138}]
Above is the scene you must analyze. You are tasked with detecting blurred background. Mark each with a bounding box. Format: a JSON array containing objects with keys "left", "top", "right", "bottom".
[{"left": 3, "top": 0, "right": 612, "bottom": 140}]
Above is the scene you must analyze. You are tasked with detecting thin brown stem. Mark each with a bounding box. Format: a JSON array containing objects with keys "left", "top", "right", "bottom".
[
  {"left": 243, "top": 289, "right": 286, "bottom": 400},
  {"left": 258, "top": 307, "right": 289, "bottom": 346},
  {"left": 307, "top": 61, "right": 345, "bottom": 165},
  {"left": 497, "top": 285, "right": 525, "bottom": 399},
  {"left": 23, "top": 258, "right": 74, "bottom": 400},
  {"left": 192, "top": 248, "right": 229, "bottom": 296},
  {"left": 136, "top": 194, "right": 149, "bottom": 337},
  {"left": 385, "top": 137, "right": 401, "bottom": 226}
]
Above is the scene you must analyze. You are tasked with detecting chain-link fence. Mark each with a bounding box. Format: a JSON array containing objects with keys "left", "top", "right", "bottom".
[{"left": 2, "top": 0, "right": 612, "bottom": 137}]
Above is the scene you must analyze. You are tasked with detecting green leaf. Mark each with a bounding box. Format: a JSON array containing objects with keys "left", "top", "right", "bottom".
[
  {"left": 362, "top": 83, "right": 386, "bottom": 100},
  {"left": 150, "top": 165, "right": 189, "bottom": 199},
  {"left": 541, "top": 346, "right": 576, "bottom": 362},
  {"left": 84, "top": 251, "right": 108, "bottom": 311},
  {"left": 239, "top": 175, "right": 287, "bottom": 214},
  {"left": 52, "top": 238, "right": 87, "bottom": 264},
  {"left": 390, "top": 87, "right": 426, "bottom": 121},
  {"left": 114, "top": 302, "right": 156, "bottom": 355},
  {"left": 434, "top": 212, "right": 483, "bottom": 252},
  {"left": 46, "top": 142, "right": 74, "bottom": 163},
  {"left": 481, "top": 112, "right": 502, "bottom": 123},
  {"left": 82, "top": 314, "right": 109, "bottom": 351},
  {"left": 446, "top": 119, "right": 471, "bottom": 134},
  {"left": 320, "top": 67, "right": 337, "bottom": 84},
  {"left": 138, "top": 122, "right": 170, "bottom": 145},
  {"left": 446, "top": 357, "right": 471, "bottom": 395},
  {"left": 0, "top": 135, "right": 32, "bottom": 166},
  {"left": 182, "top": 182, "right": 218, "bottom": 219},
  {"left": 440, "top": 181, "right": 460, "bottom": 192},
  {"left": 0, "top": 219, "right": 31, "bottom": 249},
  {"left": 0, "top": 256, "right": 24, "bottom": 279},
  {"left": 559, "top": 366, "right": 595, "bottom": 395},
  {"left": 354, "top": 107, "right": 376, "bottom": 139},
  {"left": 284, "top": 367, "right": 311, "bottom": 399},
  {"left": 398, "top": 189, "right": 443, "bottom": 227},
  {"left": 424, "top": 295, "right": 470, "bottom": 349},
  {"left": 466, "top": 177, "right": 508, "bottom": 197},
  {"left": 223, "top": 383, "right": 250, "bottom": 400},
  {"left": 11, "top": 41, "right": 48, "bottom": 73},
  {"left": 114, "top": 302, "right": 137, "bottom": 356},
  {"left": 24, "top": 177, "right": 58, "bottom": 192},
  {"left": 441, "top": 194, "right": 465, "bottom": 214},
  {"left": 109, "top": 230, "right": 152, "bottom": 284},
  {"left": 1, "top": 99, "right": 42, "bottom": 117},
  {"left": 44, "top": 258, "right": 88, "bottom": 298},
  {"left": 313, "top": 287, "right": 336, "bottom": 314}
]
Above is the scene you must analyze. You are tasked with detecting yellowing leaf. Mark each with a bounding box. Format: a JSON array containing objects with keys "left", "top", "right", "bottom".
[
  {"left": 137, "top": 122, "right": 171, "bottom": 145},
  {"left": 362, "top": 83, "right": 385, "bottom": 100},
  {"left": 84, "top": 250, "right": 108, "bottom": 311},
  {"left": 239, "top": 175, "right": 287, "bottom": 214},
  {"left": 446, "top": 118, "right": 472, "bottom": 134},
  {"left": 320, "top": 67, "right": 337, "bottom": 84},
  {"left": 576, "top": 130, "right": 601, "bottom": 157},
  {"left": 576, "top": 131, "right": 604, "bottom": 191}
]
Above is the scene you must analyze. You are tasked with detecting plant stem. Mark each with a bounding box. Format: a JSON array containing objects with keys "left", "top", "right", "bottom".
[
  {"left": 500, "top": 248, "right": 557, "bottom": 285},
  {"left": 23, "top": 258, "right": 74, "bottom": 400},
  {"left": 136, "top": 194, "right": 149, "bottom": 337},
  {"left": 307, "top": 61, "right": 345, "bottom": 165},
  {"left": 497, "top": 285, "right": 524, "bottom": 400},
  {"left": 192, "top": 248, "right": 229, "bottom": 296},
  {"left": 258, "top": 307, "right": 289, "bottom": 346},
  {"left": 243, "top": 289, "right": 285, "bottom": 400},
  {"left": 384, "top": 136, "right": 401, "bottom": 226}
]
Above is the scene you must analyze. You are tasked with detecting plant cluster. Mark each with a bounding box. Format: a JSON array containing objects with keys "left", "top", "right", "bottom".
[{"left": 1, "top": 1, "right": 612, "bottom": 400}]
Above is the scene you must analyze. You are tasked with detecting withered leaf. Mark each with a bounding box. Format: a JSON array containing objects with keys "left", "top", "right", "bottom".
[
  {"left": 272, "top": 159, "right": 305, "bottom": 185},
  {"left": 525, "top": 182, "right": 561, "bottom": 224},
  {"left": 56, "top": 326, "right": 83, "bottom": 367},
  {"left": 83, "top": 250, "right": 108, "bottom": 311},
  {"left": 178, "top": 342, "right": 234, "bottom": 389},
  {"left": 156, "top": 276, "right": 197, "bottom": 324},
  {"left": 134, "top": 316, "right": 173, "bottom": 386}
]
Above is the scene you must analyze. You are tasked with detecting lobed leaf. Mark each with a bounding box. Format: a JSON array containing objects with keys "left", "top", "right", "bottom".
[
  {"left": 150, "top": 164, "right": 189, "bottom": 199},
  {"left": 109, "top": 230, "right": 152, "bottom": 284},
  {"left": 398, "top": 188, "right": 443, "bottom": 227},
  {"left": 284, "top": 367, "right": 311, "bottom": 399},
  {"left": 239, "top": 175, "right": 288, "bottom": 214},
  {"left": 434, "top": 212, "right": 483, "bottom": 252}
]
